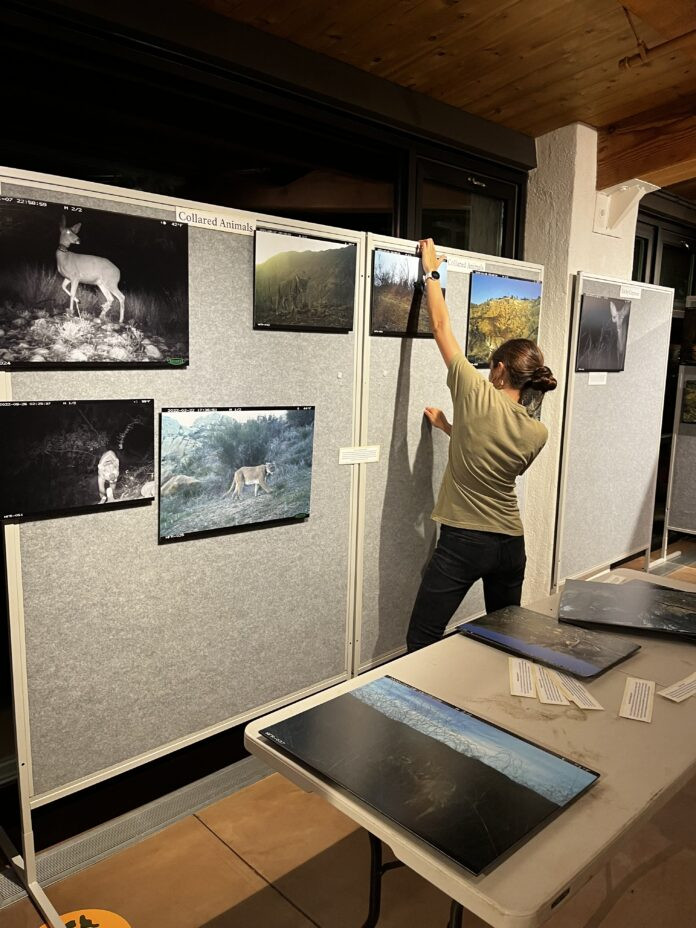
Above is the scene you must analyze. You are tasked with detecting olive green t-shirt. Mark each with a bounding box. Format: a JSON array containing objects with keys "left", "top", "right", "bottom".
[{"left": 432, "top": 352, "right": 548, "bottom": 536}]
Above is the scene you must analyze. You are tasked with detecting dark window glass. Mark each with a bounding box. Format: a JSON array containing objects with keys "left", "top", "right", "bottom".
[
  {"left": 421, "top": 180, "right": 505, "bottom": 255},
  {"left": 659, "top": 241, "right": 694, "bottom": 306}
]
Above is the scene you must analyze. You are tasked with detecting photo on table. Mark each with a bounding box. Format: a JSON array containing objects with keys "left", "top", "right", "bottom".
[
  {"left": 575, "top": 295, "right": 631, "bottom": 373},
  {"left": 370, "top": 247, "right": 448, "bottom": 337},
  {"left": 681, "top": 380, "right": 696, "bottom": 424},
  {"left": 254, "top": 229, "right": 357, "bottom": 332},
  {"left": 458, "top": 605, "right": 640, "bottom": 678},
  {"left": 0, "top": 399, "right": 155, "bottom": 521},
  {"left": 159, "top": 406, "right": 316, "bottom": 542},
  {"left": 261, "top": 676, "right": 598, "bottom": 875},
  {"left": 0, "top": 197, "right": 189, "bottom": 368},
  {"left": 466, "top": 271, "right": 542, "bottom": 367}
]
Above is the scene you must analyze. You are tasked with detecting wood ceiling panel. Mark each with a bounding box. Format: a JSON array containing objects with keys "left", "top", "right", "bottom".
[{"left": 193, "top": 0, "right": 696, "bottom": 152}]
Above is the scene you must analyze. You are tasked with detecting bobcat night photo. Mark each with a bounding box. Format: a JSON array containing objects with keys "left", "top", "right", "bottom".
[
  {"left": 159, "top": 406, "right": 316, "bottom": 541},
  {"left": 254, "top": 229, "right": 357, "bottom": 332},
  {"left": 0, "top": 399, "right": 155, "bottom": 521},
  {"left": 0, "top": 197, "right": 189, "bottom": 367}
]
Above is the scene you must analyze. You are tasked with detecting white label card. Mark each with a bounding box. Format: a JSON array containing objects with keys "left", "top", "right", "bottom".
[
  {"left": 619, "top": 284, "right": 642, "bottom": 300},
  {"left": 658, "top": 671, "right": 696, "bottom": 703},
  {"left": 175, "top": 205, "right": 255, "bottom": 235},
  {"left": 588, "top": 372, "right": 607, "bottom": 386},
  {"left": 509, "top": 658, "right": 537, "bottom": 698},
  {"left": 446, "top": 257, "right": 487, "bottom": 274},
  {"left": 534, "top": 666, "right": 570, "bottom": 705},
  {"left": 619, "top": 677, "right": 655, "bottom": 722},
  {"left": 553, "top": 672, "right": 604, "bottom": 710},
  {"left": 339, "top": 445, "right": 380, "bottom": 465}
]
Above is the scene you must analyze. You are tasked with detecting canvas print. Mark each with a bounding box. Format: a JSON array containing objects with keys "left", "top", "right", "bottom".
[
  {"left": 681, "top": 380, "right": 696, "bottom": 424},
  {"left": 559, "top": 579, "right": 696, "bottom": 641},
  {"left": 575, "top": 296, "right": 631, "bottom": 373},
  {"left": 254, "top": 229, "right": 356, "bottom": 332},
  {"left": 0, "top": 197, "right": 188, "bottom": 368},
  {"left": 466, "top": 272, "right": 542, "bottom": 367},
  {"left": 458, "top": 606, "right": 639, "bottom": 678},
  {"left": 0, "top": 399, "right": 155, "bottom": 521},
  {"left": 262, "top": 676, "right": 598, "bottom": 875},
  {"left": 370, "top": 248, "right": 448, "bottom": 337},
  {"left": 159, "top": 406, "right": 315, "bottom": 541}
]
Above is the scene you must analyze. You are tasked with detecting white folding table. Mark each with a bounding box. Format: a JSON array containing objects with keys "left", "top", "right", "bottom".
[{"left": 245, "top": 571, "right": 696, "bottom": 927}]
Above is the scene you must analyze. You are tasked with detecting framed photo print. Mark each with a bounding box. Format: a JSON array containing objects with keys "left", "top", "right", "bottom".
[
  {"left": 0, "top": 197, "right": 189, "bottom": 368},
  {"left": 370, "top": 247, "right": 448, "bottom": 337},
  {"left": 575, "top": 295, "right": 631, "bottom": 373},
  {"left": 681, "top": 380, "right": 696, "bottom": 424},
  {"left": 159, "top": 405, "right": 316, "bottom": 542},
  {"left": 0, "top": 399, "right": 155, "bottom": 522},
  {"left": 466, "top": 271, "right": 542, "bottom": 367},
  {"left": 254, "top": 228, "right": 357, "bottom": 332}
]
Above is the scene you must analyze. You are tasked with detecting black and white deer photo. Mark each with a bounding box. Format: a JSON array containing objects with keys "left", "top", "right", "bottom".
[
  {"left": 0, "top": 399, "right": 155, "bottom": 522},
  {"left": 254, "top": 228, "right": 357, "bottom": 332},
  {"left": 575, "top": 295, "right": 632, "bottom": 373},
  {"left": 0, "top": 197, "right": 189, "bottom": 367}
]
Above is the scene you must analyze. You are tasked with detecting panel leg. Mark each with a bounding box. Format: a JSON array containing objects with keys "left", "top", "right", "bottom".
[
  {"left": 448, "top": 900, "right": 464, "bottom": 928},
  {"left": 361, "top": 832, "right": 405, "bottom": 928}
]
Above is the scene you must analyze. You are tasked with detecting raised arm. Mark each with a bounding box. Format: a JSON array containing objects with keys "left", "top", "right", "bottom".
[{"left": 419, "top": 238, "right": 462, "bottom": 367}]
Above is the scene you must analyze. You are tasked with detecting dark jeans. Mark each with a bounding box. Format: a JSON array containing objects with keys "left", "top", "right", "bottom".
[{"left": 406, "top": 524, "right": 526, "bottom": 652}]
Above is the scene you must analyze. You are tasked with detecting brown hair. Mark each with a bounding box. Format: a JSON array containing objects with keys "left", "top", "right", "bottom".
[{"left": 490, "top": 339, "right": 557, "bottom": 393}]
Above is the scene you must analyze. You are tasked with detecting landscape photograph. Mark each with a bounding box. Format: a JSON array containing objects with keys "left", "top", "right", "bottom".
[
  {"left": 262, "top": 676, "right": 597, "bottom": 874},
  {"left": 254, "top": 229, "right": 356, "bottom": 331},
  {"left": 0, "top": 399, "right": 154, "bottom": 521},
  {"left": 371, "top": 248, "right": 448, "bottom": 337},
  {"left": 0, "top": 198, "right": 189, "bottom": 368},
  {"left": 159, "top": 405, "right": 315, "bottom": 541},
  {"left": 466, "top": 272, "right": 542, "bottom": 366},
  {"left": 575, "top": 295, "right": 631, "bottom": 373},
  {"left": 682, "top": 380, "right": 696, "bottom": 424}
]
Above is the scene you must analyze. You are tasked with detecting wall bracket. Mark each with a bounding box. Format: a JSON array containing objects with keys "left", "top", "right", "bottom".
[{"left": 593, "top": 180, "right": 659, "bottom": 237}]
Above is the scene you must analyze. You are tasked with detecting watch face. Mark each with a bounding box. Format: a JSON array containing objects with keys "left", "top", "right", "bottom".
[{"left": 431, "top": 270, "right": 440, "bottom": 280}]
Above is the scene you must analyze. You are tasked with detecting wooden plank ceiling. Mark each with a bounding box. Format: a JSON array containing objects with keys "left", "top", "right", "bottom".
[{"left": 193, "top": 0, "right": 696, "bottom": 188}]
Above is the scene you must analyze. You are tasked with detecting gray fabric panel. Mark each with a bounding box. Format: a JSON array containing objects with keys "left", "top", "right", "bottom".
[
  {"left": 8, "top": 184, "right": 355, "bottom": 795},
  {"left": 558, "top": 277, "right": 672, "bottom": 580},
  {"left": 359, "top": 256, "right": 539, "bottom": 666},
  {"left": 668, "top": 368, "right": 696, "bottom": 532}
]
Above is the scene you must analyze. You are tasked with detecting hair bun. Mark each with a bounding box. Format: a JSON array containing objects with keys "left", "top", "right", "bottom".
[{"left": 529, "top": 365, "right": 557, "bottom": 393}]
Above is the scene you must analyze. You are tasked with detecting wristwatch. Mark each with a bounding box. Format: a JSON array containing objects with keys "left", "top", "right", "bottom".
[{"left": 422, "top": 270, "right": 441, "bottom": 285}]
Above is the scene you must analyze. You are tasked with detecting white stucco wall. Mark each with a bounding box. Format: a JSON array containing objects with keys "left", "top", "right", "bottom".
[{"left": 522, "top": 124, "right": 642, "bottom": 601}]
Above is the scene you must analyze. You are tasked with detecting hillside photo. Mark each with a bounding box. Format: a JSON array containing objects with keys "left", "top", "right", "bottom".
[
  {"left": 371, "top": 248, "right": 448, "bottom": 337},
  {"left": 0, "top": 198, "right": 189, "bottom": 368},
  {"left": 682, "top": 381, "right": 696, "bottom": 425},
  {"left": 159, "top": 406, "right": 315, "bottom": 541},
  {"left": 466, "top": 272, "right": 542, "bottom": 367},
  {"left": 254, "top": 229, "right": 356, "bottom": 331}
]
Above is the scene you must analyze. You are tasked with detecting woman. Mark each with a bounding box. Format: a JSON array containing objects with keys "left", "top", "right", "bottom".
[{"left": 406, "top": 239, "right": 557, "bottom": 652}]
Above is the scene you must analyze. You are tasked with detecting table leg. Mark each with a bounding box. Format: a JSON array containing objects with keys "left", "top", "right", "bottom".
[
  {"left": 361, "top": 832, "right": 405, "bottom": 928},
  {"left": 448, "top": 900, "right": 464, "bottom": 928}
]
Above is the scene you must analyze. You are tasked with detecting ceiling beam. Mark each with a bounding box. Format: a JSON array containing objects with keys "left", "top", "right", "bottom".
[{"left": 597, "top": 97, "right": 696, "bottom": 189}]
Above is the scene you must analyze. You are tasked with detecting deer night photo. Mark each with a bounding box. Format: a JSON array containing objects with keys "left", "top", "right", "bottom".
[
  {"left": 0, "top": 198, "right": 189, "bottom": 367},
  {"left": 575, "top": 295, "right": 631, "bottom": 373},
  {"left": 254, "top": 229, "right": 356, "bottom": 332},
  {"left": 0, "top": 399, "right": 155, "bottom": 522}
]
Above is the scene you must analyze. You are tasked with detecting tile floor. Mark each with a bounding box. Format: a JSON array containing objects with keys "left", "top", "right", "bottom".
[{"left": 2, "top": 543, "right": 695, "bottom": 928}]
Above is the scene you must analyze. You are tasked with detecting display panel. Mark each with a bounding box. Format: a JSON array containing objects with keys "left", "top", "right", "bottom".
[
  {"left": 0, "top": 399, "right": 154, "bottom": 521},
  {"left": 261, "top": 676, "right": 598, "bottom": 875},
  {"left": 159, "top": 406, "right": 315, "bottom": 541},
  {"left": 559, "top": 579, "right": 696, "bottom": 640},
  {"left": 681, "top": 380, "right": 696, "bottom": 424},
  {"left": 0, "top": 197, "right": 189, "bottom": 368},
  {"left": 575, "top": 296, "right": 631, "bottom": 373},
  {"left": 466, "top": 271, "right": 542, "bottom": 367},
  {"left": 254, "top": 229, "right": 356, "bottom": 332},
  {"left": 370, "top": 248, "right": 448, "bottom": 337},
  {"left": 458, "top": 606, "right": 639, "bottom": 678}
]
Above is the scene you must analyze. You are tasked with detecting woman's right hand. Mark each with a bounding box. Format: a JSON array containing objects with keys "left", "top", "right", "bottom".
[{"left": 424, "top": 407, "right": 451, "bottom": 434}]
